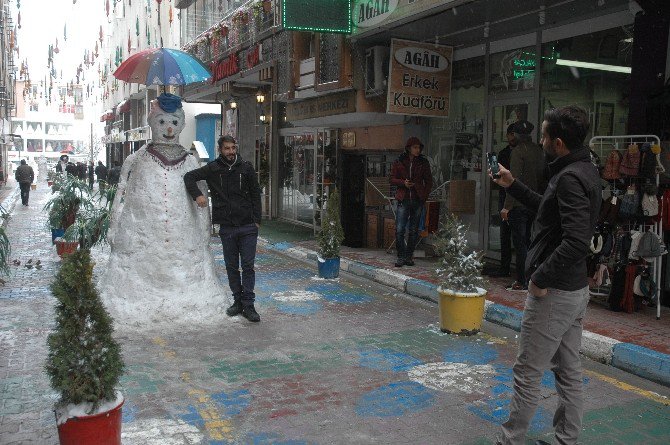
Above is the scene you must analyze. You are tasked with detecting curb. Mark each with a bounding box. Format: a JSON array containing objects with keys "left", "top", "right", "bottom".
[
  {"left": 259, "top": 238, "right": 670, "bottom": 387},
  {"left": 1, "top": 187, "right": 20, "bottom": 229}
]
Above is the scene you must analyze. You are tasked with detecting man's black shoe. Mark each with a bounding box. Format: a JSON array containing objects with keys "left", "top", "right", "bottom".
[
  {"left": 405, "top": 259, "right": 415, "bottom": 266},
  {"left": 242, "top": 305, "right": 261, "bottom": 322},
  {"left": 226, "top": 301, "right": 243, "bottom": 317},
  {"left": 395, "top": 259, "right": 404, "bottom": 267}
]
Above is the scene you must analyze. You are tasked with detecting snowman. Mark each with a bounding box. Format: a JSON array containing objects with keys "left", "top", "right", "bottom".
[{"left": 99, "top": 93, "right": 227, "bottom": 327}]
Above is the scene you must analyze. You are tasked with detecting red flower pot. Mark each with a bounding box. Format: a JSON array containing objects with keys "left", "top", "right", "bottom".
[
  {"left": 57, "top": 399, "right": 123, "bottom": 445},
  {"left": 55, "top": 240, "right": 79, "bottom": 258}
]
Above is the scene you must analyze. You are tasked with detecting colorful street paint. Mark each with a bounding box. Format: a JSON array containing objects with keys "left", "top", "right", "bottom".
[{"left": 355, "top": 381, "right": 435, "bottom": 417}]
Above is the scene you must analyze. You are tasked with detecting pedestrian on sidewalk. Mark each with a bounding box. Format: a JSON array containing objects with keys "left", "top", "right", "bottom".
[
  {"left": 184, "top": 135, "right": 262, "bottom": 322},
  {"left": 15, "top": 159, "right": 34, "bottom": 206},
  {"left": 95, "top": 161, "right": 108, "bottom": 191},
  {"left": 389, "top": 137, "right": 433, "bottom": 267},
  {"left": 491, "top": 106, "right": 601, "bottom": 445},
  {"left": 500, "top": 119, "right": 546, "bottom": 291},
  {"left": 107, "top": 162, "right": 121, "bottom": 187}
]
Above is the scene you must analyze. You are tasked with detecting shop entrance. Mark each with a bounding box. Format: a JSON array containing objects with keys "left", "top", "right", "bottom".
[
  {"left": 485, "top": 96, "right": 536, "bottom": 263},
  {"left": 341, "top": 152, "right": 365, "bottom": 247}
]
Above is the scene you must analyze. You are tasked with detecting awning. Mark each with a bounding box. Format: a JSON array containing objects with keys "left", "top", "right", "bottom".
[
  {"left": 100, "top": 110, "right": 114, "bottom": 122},
  {"left": 191, "top": 141, "right": 210, "bottom": 161},
  {"left": 116, "top": 100, "right": 131, "bottom": 114}
]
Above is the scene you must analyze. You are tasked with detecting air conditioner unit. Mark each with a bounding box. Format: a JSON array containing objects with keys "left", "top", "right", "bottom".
[{"left": 365, "top": 46, "right": 390, "bottom": 98}]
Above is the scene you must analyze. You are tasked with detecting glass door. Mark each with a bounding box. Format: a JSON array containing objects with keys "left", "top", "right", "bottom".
[
  {"left": 314, "top": 129, "right": 338, "bottom": 231},
  {"left": 485, "top": 96, "right": 536, "bottom": 259}
]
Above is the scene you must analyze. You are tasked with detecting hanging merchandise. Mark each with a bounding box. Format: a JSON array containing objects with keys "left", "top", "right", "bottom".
[
  {"left": 100, "top": 25, "right": 104, "bottom": 43},
  {"left": 146, "top": 23, "right": 150, "bottom": 46},
  {"left": 169, "top": 5, "right": 173, "bottom": 25},
  {"left": 106, "top": 0, "right": 110, "bottom": 17},
  {"left": 602, "top": 149, "right": 622, "bottom": 180},
  {"left": 619, "top": 143, "right": 641, "bottom": 177},
  {"left": 18, "top": 11, "right": 21, "bottom": 29},
  {"left": 64, "top": 23, "right": 67, "bottom": 41},
  {"left": 128, "top": 32, "right": 131, "bottom": 54},
  {"left": 54, "top": 38, "right": 59, "bottom": 54},
  {"left": 136, "top": 17, "right": 140, "bottom": 36}
]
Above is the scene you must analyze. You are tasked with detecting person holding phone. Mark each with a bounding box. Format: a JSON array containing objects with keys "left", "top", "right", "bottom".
[
  {"left": 389, "top": 137, "right": 433, "bottom": 267},
  {"left": 491, "top": 106, "right": 600, "bottom": 445}
]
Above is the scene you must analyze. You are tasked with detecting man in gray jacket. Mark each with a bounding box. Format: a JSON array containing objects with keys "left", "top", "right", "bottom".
[
  {"left": 15, "top": 160, "right": 35, "bottom": 206},
  {"left": 500, "top": 120, "right": 546, "bottom": 291},
  {"left": 492, "top": 106, "right": 601, "bottom": 445}
]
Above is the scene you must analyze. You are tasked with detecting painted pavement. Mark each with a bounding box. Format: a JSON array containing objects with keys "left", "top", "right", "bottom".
[{"left": 1, "top": 187, "right": 669, "bottom": 444}]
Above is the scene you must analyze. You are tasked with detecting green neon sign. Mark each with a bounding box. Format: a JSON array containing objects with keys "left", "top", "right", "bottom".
[{"left": 282, "top": 0, "right": 352, "bottom": 33}]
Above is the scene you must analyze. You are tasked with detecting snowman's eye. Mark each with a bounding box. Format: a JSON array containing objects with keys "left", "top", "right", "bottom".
[
  {"left": 159, "top": 119, "right": 165, "bottom": 125},
  {"left": 172, "top": 120, "right": 178, "bottom": 125}
]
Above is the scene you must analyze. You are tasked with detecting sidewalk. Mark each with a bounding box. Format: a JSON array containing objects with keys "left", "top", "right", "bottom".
[{"left": 257, "top": 219, "right": 670, "bottom": 387}]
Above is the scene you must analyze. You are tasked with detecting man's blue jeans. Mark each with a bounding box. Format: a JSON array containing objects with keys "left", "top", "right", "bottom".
[
  {"left": 220, "top": 224, "right": 258, "bottom": 307},
  {"left": 395, "top": 199, "right": 423, "bottom": 260}
]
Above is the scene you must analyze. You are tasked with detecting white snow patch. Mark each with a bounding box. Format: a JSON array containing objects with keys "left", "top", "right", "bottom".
[
  {"left": 122, "top": 418, "right": 204, "bottom": 444},
  {"left": 0, "top": 330, "right": 16, "bottom": 347},
  {"left": 55, "top": 391, "right": 123, "bottom": 425},
  {"left": 271, "top": 290, "right": 321, "bottom": 302},
  {"left": 309, "top": 276, "right": 340, "bottom": 282},
  {"left": 408, "top": 362, "right": 495, "bottom": 394}
]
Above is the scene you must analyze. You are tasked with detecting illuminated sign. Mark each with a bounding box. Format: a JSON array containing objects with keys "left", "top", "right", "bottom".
[
  {"left": 353, "top": 0, "right": 398, "bottom": 28},
  {"left": 283, "top": 0, "right": 352, "bottom": 33}
]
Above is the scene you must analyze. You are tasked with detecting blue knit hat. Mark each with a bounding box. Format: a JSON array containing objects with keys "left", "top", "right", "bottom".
[{"left": 157, "top": 93, "right": 183, "bottom": 113}]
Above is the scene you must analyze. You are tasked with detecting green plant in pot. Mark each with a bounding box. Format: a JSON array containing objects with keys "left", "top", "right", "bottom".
[
  {"left": 433, "top": 213, "right": 487, "bottom": 335},
  {"left": 44, "top": 175, "right": 92, "bottom": 247},
  {"left": 62, "top": 185, "right": 116, "bottom": 251},
  {"left": 316, "top": 187, "right": 344, "bottom": 279},
  {"left": 46, "top": 249, "right": 125, "bottom": 443}
]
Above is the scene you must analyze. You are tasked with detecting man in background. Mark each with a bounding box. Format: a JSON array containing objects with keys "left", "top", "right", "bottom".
[
  {"left": 15, "top": 159, "right": 34, "bottom": 206},
  {"left": 500, "top": 120, "right": 545, "bottom": 291}
]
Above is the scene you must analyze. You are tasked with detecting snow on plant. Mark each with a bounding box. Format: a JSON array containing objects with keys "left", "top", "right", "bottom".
[
  {"left": 317, "top": 188, "right": 344, "bottom": 259},
  {"left": 433, "top": 213, "right": 486, "bottom": 293}
]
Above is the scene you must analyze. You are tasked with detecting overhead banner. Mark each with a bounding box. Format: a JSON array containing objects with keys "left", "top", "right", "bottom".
[{"left": 386, "top": 39, "right": 453, "bottom": 117}]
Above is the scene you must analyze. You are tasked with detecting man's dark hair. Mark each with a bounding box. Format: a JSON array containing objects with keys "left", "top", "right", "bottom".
[
  {"left": 218, "top": 135, "right": 236, "bottom": 148},
  {"left": 20, "top": 159, "right": 26, "bottom": 165},
  {"left": 543, "top": 106, "right": 590, "bottom": 152}
]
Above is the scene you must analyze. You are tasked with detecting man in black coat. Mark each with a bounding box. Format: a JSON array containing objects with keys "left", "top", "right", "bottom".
[
  {"left": 492, "top": 106, "right": 601, "bottom": 445},
  {"left": 15, "top": 159, "right": 34, "bottom": 206},
  {"left": 184, "top": 135, "right": 262, "bottom": 322},
  {"left": 95, "top": 161, "right": 108, "bottom": 190}
]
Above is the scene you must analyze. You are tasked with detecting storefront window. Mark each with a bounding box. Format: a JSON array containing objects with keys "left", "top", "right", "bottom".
[
  {"left": 490, "top": 46, "right": 536, "bottom": 94},
  {"left": 279, "top": 134, "right": 316, "bottom": 225},
  {"left": 426, "top": 56, "right": 485, "bottom": 247},
  {"left": 540, "top": 27, "right": 632, "bottom": 139}
]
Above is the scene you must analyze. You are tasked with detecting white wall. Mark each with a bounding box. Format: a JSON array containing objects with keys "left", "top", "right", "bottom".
[{"left": 179, "top": 102, "right": 221, "bottom": 149}]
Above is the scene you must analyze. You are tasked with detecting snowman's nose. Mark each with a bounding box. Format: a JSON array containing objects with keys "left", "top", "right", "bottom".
[{"left": 167, "top": 127, "right": 173, "bottom": 136}]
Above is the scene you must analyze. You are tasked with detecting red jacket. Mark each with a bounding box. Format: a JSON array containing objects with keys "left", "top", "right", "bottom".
[{"left": 390, "top": 152, "right": 433, "bottom": 202}]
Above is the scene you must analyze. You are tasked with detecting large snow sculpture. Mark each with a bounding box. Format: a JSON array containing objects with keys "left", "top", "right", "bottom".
[{"left": 99, "top": 94, "right": 227, "bottom": 327}]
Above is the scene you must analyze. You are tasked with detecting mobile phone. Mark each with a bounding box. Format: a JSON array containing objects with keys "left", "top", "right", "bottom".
[{"left": 487, "top": 152, "right": 500, "bottom": 178}]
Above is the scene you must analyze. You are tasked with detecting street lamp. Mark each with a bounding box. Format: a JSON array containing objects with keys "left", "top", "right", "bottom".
[
  {"left": 256, "top": 89, "right": 265, "bottom": 104},
  {"left": 229, "top": 99, "right": 237, "bottom": 109},
  {"left": 259, "top": 113, "right": 266, "bottom": 123}
]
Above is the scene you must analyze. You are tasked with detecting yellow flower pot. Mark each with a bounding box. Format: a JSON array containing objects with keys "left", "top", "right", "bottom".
[{"left": 437, "top": 287, "right": 487, "bottom": 335}]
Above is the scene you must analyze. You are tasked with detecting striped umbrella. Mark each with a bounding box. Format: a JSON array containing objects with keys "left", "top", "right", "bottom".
[{"left": 113, "top": 48, "right": 211, "bottom": 86}]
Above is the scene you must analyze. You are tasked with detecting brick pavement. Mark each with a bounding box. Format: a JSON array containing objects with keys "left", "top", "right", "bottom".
[
  {"left": 0, "top": 187, "right": 669, "bottom": 444},
  {"left": 276, "top": 235, "right": 670, "bottom": 356}
]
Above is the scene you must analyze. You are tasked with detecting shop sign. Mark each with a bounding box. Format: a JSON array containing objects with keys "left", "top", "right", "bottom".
[
  {"left": 286, "top": 91, "right": 356, "bottom": 121},
  {"left": 353, "top": 0, "right": 398, "bottom": 28},
  {"left": 386, "top": 39, "right": 453, "bottom": 118},
  {"left": 210, "top": 53, "right": 240, "bottom": 83},
  {"left": 246, "top": 44, "right": 261, "bottom": 69}
]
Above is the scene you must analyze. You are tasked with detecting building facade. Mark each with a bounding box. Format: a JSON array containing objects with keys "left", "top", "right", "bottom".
[
  {"left": 178, "top": 0, "right": 670, "bottom": 260},
  {"left": 0, "top": 0, "right": 18, "bottom": 183}
]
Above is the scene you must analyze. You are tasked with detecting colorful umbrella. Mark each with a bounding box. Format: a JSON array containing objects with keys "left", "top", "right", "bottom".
[{"left": 113, "top": 48, "right": 211, "bottom": 86}]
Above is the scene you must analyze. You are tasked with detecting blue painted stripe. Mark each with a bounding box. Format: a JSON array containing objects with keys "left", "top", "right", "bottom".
[
  {"left": 405, "top": 279, "right": 438, "bottom": 301},
  {"left": 611, "top": 343, "right": 670, "bottom": 387},
  {"left": 485, "top": 303, "right": 523, "bottom": 332}
]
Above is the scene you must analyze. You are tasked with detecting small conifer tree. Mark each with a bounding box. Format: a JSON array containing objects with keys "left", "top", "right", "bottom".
[
  {"left": 317, "top": 187, "right": 345, "bottom": 259},
  {"left": 45, "top": 250, "right": 124, "bottom": 411},
  {"left": 433, "top": 213, "right": 486, "bottom": 293}
]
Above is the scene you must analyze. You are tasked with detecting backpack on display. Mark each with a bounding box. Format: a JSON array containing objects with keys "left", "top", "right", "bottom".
[
  {"left": 618, "top": 185, "right": 640, "bottom": 220},
  {"left": 619, "top": 144, "right": 640, "bottom": 177},
  {"left": 602, "top": 149, "right": 622, "bottom": 180}
]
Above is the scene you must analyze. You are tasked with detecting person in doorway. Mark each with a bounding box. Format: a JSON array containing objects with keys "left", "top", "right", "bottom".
[
  {"left": 487, "top": 124, "right": 517, "bottom": 278},
  {"left": 500, "top": 120, "right": 546, "bottom": 291},
  {"left": 184, "top": 135, "right": 262, "bottom": 322},
  {"left": 95, "top": 161, "right": 108, "bottom": 190},
  {"left": 389, "top": 137, "right": 433, "bottom": 267},
  {"left": 491, "top": 106, "right": 600, "bottom": 445},
  {"left": 15, "top": 159, "right": 34, "bottom": 206}
]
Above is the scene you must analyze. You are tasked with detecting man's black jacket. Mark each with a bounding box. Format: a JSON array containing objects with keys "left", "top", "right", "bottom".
[
  {"left": 506, "top": 148, "right": 601, "bottom": 291},
  {"left": 184, "top": 154, "right": 262, "bottom": 227}
]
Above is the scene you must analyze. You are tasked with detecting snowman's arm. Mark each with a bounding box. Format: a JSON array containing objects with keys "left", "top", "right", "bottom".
[{"left": 108, "top": 151, "right": 139, "bottom": 241}]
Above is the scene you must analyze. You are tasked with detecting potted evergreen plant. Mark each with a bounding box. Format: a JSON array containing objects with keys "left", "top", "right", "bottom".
[
  {"left": 433, "top": 213, "right": 487, "bottom": 335},
  {"left": 316, "top": 187, "right": 345, "bottom": 279},
  {"left": 46, "top": 249, "right": 124, "bottom": 444},
  {"left": 44, "top": 175, "right": 90, "bottom": 251}
]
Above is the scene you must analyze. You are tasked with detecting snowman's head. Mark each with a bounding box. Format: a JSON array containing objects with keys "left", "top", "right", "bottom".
[{"left": 149, "top": 93, "right": 186, "bottom": 144}]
